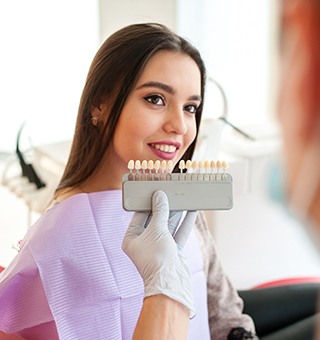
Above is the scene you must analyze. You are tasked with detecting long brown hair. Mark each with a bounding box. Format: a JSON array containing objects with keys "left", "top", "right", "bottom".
[{"left": 57, "top": 23, "right": 206, "bottom": 191}]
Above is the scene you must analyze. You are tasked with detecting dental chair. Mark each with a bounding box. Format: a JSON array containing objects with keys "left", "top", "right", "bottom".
[{"left": 239, "top": 277, "right": 320, "bottom": 339}]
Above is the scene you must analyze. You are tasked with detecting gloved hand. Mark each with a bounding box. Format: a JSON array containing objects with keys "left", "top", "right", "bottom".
[{"left": 122, "top": 190, "right": 198, "bottom": 318}]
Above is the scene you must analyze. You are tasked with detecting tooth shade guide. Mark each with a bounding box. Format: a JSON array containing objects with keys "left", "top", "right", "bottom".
[
  {"left": 122, "top": 159, "right": 233, "bottom": 211},
  {"left": 124, "top": 160, "right": 231, "bottom": 182}
]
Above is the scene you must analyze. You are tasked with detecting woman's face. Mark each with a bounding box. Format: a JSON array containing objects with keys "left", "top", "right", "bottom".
[{"left": 106, "top": 50, "right": 201, "bottom": 184}]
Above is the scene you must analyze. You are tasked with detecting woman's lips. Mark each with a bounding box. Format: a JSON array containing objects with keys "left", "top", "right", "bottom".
[{"left": 148, "top": 142, "right": 180, "bottom": 160}]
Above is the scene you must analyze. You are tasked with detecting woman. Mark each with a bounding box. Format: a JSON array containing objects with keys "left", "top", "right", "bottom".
[{"left": 0, "top": 23, "right": 256, "bottom": 339}]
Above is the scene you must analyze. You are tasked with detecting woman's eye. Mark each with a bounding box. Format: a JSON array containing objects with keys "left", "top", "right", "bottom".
[
  {"left": 184, "top": 104, "right": 198, "bottom": 114},
  {"left": 144, "top": 95, "right": 165, "bottom": 106}
]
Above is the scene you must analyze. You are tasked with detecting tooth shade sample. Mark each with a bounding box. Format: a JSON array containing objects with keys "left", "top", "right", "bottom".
[
  {"left": 154, "top": 160, "right": 160, "bottom": 171},
  {"left": 179, "top": 160, "right": 185, "bottom": 171},
  {"left": 135, "top": 160, "right": 141, "bottom": 170},
  {"left": 160, "top": 160, "right": 167, "bottom": 172},
  {"left": 141, "top": 160, "right": 148, "bottom": 170},
  {"left": 128, "top": 160, "right": 134, "bottom": 170},
  {"left": 185, "top": 160, "right": 192, "bottom": 170}
]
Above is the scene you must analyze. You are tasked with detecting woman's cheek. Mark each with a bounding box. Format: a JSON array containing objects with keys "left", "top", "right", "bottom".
[{"left": 189, "top": 121, "right": 197, "bottom": 144}]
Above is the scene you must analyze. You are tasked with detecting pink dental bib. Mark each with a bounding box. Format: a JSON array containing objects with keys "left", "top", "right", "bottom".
[{"left": 0, "top": 190, "right": 210, "bottom": 339}]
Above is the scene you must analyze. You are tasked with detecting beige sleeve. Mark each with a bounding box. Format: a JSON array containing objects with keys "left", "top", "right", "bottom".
[{"left": 194, "top": 212, "right": 257, "bottom": 339}]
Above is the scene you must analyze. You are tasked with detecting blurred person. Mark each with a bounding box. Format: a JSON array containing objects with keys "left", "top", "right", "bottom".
[
  {"left": 278, "top": 0, "right": 320, "bottom": 241},
  {"left": 238, "top": 1, "right": 320, "bottom": 339}
]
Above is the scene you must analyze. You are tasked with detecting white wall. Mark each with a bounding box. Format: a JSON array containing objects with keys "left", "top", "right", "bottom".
[
  {"left": 0, "top": 1, "right": 99, "bottom": 153},
  {"left": 211, "top": 155, "right": 320, "bottom": 289},
  {"left": 177, "top": 0, "right": 280, "bottom": 126},
  {"left": 99, "top": 0, "right": 177, "bottom": 40}
]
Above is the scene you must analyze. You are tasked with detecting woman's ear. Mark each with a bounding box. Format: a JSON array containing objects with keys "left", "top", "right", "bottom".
[
  {"left": 91, "top": 103, "right": 108, "bottom": 126},
  {"left": 91, "top": 105, "right": 102, "bottom": 126}
]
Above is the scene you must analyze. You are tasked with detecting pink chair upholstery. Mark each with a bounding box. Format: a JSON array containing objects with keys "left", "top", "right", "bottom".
[{"left": 252, "top": 277, "right": 320, "bottom": 289}]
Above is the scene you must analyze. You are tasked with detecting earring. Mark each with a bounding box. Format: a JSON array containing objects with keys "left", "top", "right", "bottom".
[{"left": 91, "top": 116, "right": 98, "bottom": 126}]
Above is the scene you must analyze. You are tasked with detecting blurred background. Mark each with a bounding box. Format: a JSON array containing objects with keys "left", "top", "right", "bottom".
[{"left": 1, "top": 0, "right": 320, "bottom": 289}]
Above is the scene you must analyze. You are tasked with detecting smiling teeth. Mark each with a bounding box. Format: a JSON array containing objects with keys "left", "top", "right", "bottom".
[{"left": 151, "top": 144, "right": 176, "bottom": 153}]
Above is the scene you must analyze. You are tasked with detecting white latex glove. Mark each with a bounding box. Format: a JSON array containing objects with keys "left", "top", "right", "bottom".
[{"left": 122, "top": 190, "right": 198, "bottom": 318}]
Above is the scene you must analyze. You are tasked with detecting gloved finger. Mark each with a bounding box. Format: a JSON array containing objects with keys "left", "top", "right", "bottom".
[
  {"left": 148, "top": 190, "right": 169, "bottom": 232},
  {"left": 122, "top": 223, "right": 145, "bottom": 254},
  {"left": 130, "top": 211, "right": 151, "bottom": 229},
  {"left": 174, "top": 211, "right": 198, "bottom": 248},
  {"left": 168, "top": 211, "right": 183, "bottom": 236},
  {"left": 123, "top": 211, "right": 150, "bottom": 242},
  {"left": 122, "top": 211, "right": 150, "bottom": 253}
]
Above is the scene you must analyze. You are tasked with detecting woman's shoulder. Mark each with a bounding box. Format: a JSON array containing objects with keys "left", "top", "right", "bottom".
[
  {"left": 29, "top": 188, "right": 123, "bottom": 243},
  {"left": 45, "top": 187, "right": 84, "bottom": 211},
  {"left": 46, "top": 187, "right": 122, "bottom": 212},
  {"left": 24, "top": 191, "right": 96, "bottom": 248}
]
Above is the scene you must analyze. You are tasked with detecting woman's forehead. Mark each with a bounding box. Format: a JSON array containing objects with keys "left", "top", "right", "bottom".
[{"left": 135, "top": 51, "right": 202, "bottom": 95}]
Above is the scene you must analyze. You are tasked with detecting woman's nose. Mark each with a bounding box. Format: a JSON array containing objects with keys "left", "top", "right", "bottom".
[{"left": 163, "top": 108, "right": 188, "bottom": 135}]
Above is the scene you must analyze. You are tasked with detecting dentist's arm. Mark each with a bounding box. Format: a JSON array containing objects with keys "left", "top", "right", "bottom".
[
  {"left": 134, "top": 294, "right": 189, "bottom": 340},
  {"left": 122, "top": 190, "right": 197, "bottom": 340}
]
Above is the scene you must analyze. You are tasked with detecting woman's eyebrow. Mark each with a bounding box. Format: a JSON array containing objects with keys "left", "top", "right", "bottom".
[
  {"left": 136, "top": 81, "right": 175, "bottom": 94},
  {"left": 189, "top": 94, "right": 202, "bottom": 101},
  {"left": 136, "top": 81, "right": 201, "bottom": 101}
]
